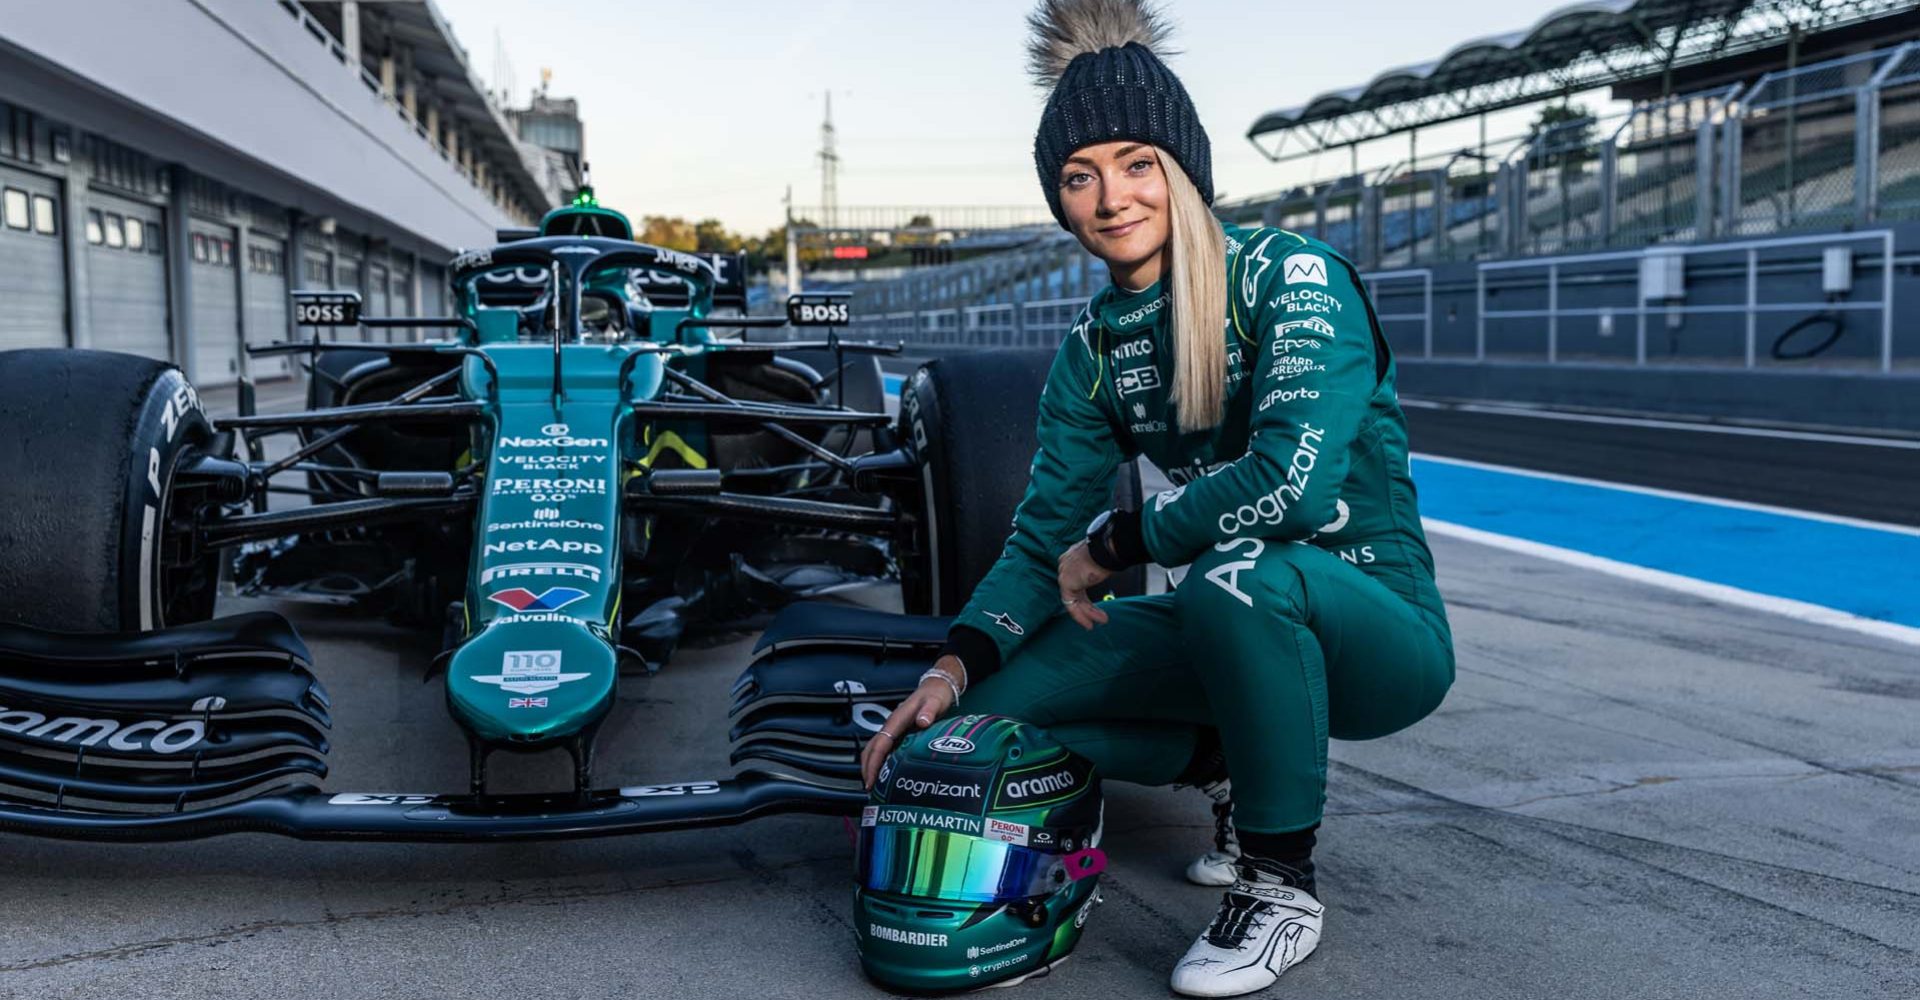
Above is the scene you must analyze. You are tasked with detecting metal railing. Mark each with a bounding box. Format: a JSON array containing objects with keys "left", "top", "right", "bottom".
[
  {"left": 1476, "top": 230, "right": 1896, "bottom": 371},
  {"left": 858, "top": 266, "right": 1434, "bottom": 357},
  {"left": 1365, "top": 269, "right": 1435, "bottom": 358},
  {"left": 1212, "top": 41, "right": 1920, "bottom": 269}
]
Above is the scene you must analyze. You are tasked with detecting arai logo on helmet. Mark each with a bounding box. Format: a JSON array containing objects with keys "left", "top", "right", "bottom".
[{"left": 927, "top": 735, "right": 975, "bottom": 754}]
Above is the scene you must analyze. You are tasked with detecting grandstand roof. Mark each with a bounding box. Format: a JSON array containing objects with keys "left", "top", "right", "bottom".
[{"left": 1247, "top": 0, "right": 1919, "bottom": 160}]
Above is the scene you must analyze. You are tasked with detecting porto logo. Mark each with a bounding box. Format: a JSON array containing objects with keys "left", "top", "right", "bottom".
[
  {"left": 927, "top": 735, "right": 975, "bottom": 755},
  {"left": 487, "top": 586, "right": 590, "bottom": 612}
]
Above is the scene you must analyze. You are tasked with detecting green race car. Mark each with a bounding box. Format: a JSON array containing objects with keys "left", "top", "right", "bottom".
[{"left": 0, "top": 192, "right": 1142, "bottom": 841}]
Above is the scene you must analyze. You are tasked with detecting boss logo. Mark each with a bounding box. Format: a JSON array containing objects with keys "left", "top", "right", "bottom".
[{"left": 927, "top": 735, "right": 975, "bottom": 754}]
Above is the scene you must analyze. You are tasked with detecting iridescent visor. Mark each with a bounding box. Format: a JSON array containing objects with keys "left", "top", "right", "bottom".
[{"left": 857, "top": 826, "right": 1070, "bottom": 904}]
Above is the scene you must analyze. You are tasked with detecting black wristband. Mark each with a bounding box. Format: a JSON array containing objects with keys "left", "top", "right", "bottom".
[
  {"left": 1087, "top": 507, "right": 1150, "bottom": 571},
  {"left": 939, "top": 625, "right": 1002, "bottom": 684}
]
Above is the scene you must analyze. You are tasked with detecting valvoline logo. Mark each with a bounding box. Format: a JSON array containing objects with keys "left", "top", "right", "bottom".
[{"left": 487, "top": 587, "right": 590, "bottom": 612}]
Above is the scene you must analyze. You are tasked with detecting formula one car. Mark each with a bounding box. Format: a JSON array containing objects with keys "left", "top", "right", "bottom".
[{"left": 0, "top": 193, "right": 1140, "bottom": 841}]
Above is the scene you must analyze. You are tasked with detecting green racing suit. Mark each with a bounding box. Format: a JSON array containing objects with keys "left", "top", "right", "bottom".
[{"left": 942, "top": 224, "right": 1454, "bottom": 834}]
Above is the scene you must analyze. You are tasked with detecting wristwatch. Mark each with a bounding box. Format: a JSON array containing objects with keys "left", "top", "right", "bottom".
[
  {"left": 1084, "top": 507, "right": 1149, "bottom": 572},
  {"left": 1084, "top": 509, "right": 1123, "bottom": 572}
]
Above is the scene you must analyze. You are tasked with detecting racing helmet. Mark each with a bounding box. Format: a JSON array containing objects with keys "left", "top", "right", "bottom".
[{"left": 854, "top": 717, "right": 1105, "bottom": 993}]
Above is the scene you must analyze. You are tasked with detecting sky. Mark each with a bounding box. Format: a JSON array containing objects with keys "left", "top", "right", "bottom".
[{"left": 434, "top": 0, "right": 1618, "bottom": 233}]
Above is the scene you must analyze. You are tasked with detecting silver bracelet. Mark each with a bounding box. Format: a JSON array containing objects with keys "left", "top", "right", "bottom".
[
  {"left": 929, "top": 663, "right": 966, "bottom": 695},
  {"left": 919, "top": 667, "right": 962, "bottom": 706}
]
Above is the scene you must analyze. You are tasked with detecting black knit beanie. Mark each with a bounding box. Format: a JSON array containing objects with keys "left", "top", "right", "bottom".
[{"left": 1029, "top": 4, "right": 1213, "bottom": 228}]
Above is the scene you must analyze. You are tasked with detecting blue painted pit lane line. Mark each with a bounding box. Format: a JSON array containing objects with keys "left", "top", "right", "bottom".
[
  {"left": 883, "top": 374, "right": 905, "bottom": 395},
  {"left": 1412, "top": 454, "right": 1920, "bottom": 637}
]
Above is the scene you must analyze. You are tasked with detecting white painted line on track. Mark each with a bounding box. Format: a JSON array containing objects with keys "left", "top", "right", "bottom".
[
  {"left": 1413, "top": 452, "right": 1920, "bottom": 538},
  {"left": 1423, "top": 518, "right": 1920, "bottom": 649},
  {"left": 1401, "top": 397, "right": 1920, "bottom": 450}
]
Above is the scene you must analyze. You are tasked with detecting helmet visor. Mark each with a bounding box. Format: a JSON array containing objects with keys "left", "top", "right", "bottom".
[{"left": 857, "top": 825, "right": 1069, "bottom": 904}]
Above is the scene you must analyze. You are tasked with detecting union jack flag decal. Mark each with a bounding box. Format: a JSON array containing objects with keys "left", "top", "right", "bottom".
[{"left": 508, "top": 697, "right": 549, "bottom": 709}]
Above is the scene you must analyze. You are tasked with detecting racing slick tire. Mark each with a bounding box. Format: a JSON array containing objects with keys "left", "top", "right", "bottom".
[
  {"left": 0, "top": 349, "right": 218, "bottom": 632},
  {"left": 898, "top": 349, "right": 1144, "bottom": 616}
]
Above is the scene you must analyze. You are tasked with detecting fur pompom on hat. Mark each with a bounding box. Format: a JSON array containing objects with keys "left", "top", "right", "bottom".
[{"left": 1027, "top": 0, "right": 1212, "bottom": 226}]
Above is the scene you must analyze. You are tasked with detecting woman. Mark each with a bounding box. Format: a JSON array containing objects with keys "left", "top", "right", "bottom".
[{"left": 860, "top": 1, "right": 1454, "bottom": 994}]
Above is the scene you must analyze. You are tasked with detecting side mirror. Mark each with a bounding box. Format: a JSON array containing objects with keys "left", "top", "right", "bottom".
[{"left": 786, "top": 292, "right": 851, "bottom": 327}]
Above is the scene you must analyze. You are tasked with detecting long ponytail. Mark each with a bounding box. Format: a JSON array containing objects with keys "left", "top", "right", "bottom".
[{"left": 1157, "top": 148, "right": 1227, "bottom": 432}]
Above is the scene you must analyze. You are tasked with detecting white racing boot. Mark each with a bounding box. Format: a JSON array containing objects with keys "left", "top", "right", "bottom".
[
  {"left": 1169, "top": 858, "right": 1324, "bottom": 997},
  {"left": 1183, "top": 777, "right": 1240, "bottom": 887}
]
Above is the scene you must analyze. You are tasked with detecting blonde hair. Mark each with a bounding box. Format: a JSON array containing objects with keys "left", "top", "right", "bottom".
[{"left": 1157, "top": 148, "right": 1227, "bottom": 432}]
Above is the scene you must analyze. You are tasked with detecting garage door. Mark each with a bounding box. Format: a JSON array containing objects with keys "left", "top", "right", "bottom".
[
  {"left": 246, "top": 234, "right": 290, "bottom": 375},
  {"left": 189, "top": 219, "right": 240, "bottom": 385},
  {"left": 85, "top": 190, "right": 169, "bottom": 360},
  {"left": 393, "top": 262, "right": 415, "bottom": 341},
  {"left": 421, "top": 263, "right": 445, "bottom": 319},
  {"left": 0, "top": 166, "right": 66, "bottom": 349},
  {"left": 335, "top": 255, "right": 364, "bottom": 342},
  {"left": 369, "top": 260, "right": 391, "bottom": 342}
]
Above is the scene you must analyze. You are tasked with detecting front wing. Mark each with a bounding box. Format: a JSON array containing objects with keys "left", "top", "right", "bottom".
[{"left": 0, "top": 603, "right": 934, "bottom": 843}]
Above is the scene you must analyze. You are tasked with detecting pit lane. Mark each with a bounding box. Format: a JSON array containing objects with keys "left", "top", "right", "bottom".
[{"left": 0, "top": 380, "right": 1914, "bottom": 999}]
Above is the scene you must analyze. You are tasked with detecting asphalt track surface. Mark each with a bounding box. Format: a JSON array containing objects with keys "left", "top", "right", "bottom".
[
  {"left": 1398, "top": 399, "right": 1920, "bottom": 528},
  {"left": 2, "top": 377, "right": 1917, "bottom": 999}
]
